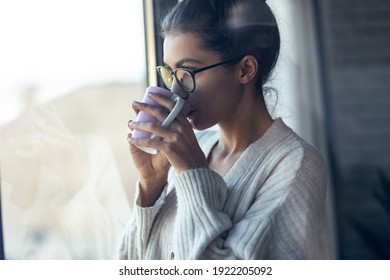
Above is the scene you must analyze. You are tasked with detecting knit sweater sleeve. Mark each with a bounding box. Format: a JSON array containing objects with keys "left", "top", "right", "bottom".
[
  {"left": 118, "top": 180, "right": 168, "bottom": 259},
  {"left": 173, "top": 168, "right": 233, "bottom": 259}
]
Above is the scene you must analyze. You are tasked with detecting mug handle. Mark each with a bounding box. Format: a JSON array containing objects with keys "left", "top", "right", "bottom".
[
  {"left": 160, "top": 97, "right": 185, "bottom": 128},
  {"left": 150, "top": 96, "right": 184, "bottom": 140}
]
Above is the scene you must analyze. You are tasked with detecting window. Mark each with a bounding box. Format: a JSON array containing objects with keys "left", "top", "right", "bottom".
[
  {"left": 0, "top": 0, "right": 335, "bottom": 260},
  {"left": 267, "top": 0, "right": 335, "bottom": 256},
  {"left": 0, "top": 0, "right": 146, "bottom": 259}
]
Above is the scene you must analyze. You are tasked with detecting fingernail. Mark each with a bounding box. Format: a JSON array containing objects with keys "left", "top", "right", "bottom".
[
  {"left": 132, "top": 101, "right": 141, "bottom": 107},
  {"left": 128, "top": 121, "right": 135, "bottom": 128}
]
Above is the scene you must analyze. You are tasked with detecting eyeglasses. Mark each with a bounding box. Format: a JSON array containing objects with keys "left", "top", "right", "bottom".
[{"left": 156, "top": 57, "right": 241, "bottom": 99}]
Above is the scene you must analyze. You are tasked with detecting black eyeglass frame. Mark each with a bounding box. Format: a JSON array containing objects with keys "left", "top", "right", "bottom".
[{"left": 156, "top": 57, "right": 242, "bottom": 98}]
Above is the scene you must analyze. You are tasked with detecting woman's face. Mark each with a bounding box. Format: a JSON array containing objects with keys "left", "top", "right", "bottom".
[{"left": 163, "top": 32, "right": 243, "bottom": 130}]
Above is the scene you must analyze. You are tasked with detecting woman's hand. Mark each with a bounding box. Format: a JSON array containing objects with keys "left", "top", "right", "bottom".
[{"left": 127, "top": 92, "right": 208, "bottom": 206}]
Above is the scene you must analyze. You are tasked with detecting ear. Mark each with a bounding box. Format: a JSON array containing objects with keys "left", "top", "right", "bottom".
[{"left": 238, "top": 55, "right": 258, "bottom": 85}]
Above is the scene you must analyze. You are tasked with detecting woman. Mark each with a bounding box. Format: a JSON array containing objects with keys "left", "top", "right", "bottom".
[{"left": 121, "top": 0, "right": 330, "bottom": 259}]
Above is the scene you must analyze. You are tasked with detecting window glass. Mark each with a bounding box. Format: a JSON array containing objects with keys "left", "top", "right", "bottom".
[
  {"left": 265, "top": 1, "right": 301, "bottom": 130},
  {"left": 0, "top": 0, "right": 145, "bottom": 259},
  {"left": 267, "top": 0, "right": 324, "bottom": 147}
]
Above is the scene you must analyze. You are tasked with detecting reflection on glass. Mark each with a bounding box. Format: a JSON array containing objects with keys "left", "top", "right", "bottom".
[{"left": 0, "top": 0, "right": 145, "bottom": 259}]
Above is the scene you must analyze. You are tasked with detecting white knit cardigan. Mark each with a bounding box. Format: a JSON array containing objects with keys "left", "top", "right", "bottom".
[{"left": 119, "top": 118, "right": 331, "bottom": 259}]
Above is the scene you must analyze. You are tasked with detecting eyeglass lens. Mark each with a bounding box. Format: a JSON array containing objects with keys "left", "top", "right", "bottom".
[
  {"left": 175, "top": 69, "right": 194, "bottom": 92},
  {"left": 158, "top": 67, "right": 194, "bottom": 94},
  {"left": 158, "top": 67, "right": 174, "bottom": 89}
]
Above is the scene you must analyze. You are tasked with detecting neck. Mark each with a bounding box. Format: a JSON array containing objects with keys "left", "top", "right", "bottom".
[{"left": 217, "top": 92, "right": 273, "bottom": 156}]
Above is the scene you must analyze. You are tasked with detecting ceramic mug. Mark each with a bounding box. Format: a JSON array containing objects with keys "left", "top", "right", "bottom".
[{"left": 132, "top": 86, "right": 191, "bottom": 154}]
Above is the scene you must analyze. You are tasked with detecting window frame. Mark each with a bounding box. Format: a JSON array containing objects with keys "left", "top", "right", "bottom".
[{"left": 143, "top": 0, "right": 178, "bottom": 87}]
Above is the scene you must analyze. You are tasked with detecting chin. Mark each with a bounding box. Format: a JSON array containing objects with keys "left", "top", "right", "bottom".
[{"left": 189, "top": 117, "right": 215, "bottom": 131}]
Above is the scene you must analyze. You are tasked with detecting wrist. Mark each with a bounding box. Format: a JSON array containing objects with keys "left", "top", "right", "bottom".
[
  {"left": 139, "top": 177, "right": 166, "bottom": 189},
  {"left": 176, "top": 160, "right": 209, "bottom": 174},
  {"left": 138, "top": 176, "right": 167, "bottom": 207}
]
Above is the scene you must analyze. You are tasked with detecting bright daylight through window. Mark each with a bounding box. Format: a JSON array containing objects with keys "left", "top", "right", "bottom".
[{"left": 0, "top": 0, "right": 146, "bottom": 259}]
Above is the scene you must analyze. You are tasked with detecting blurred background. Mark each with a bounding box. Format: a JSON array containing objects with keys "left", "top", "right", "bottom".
[{"left": 0, "top": 0, "right": 389, "bottom": 259}]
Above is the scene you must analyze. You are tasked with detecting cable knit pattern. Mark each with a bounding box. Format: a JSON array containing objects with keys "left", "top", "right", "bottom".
[{"left": 119, "top": 119, "right": 331, "bottom": 260}]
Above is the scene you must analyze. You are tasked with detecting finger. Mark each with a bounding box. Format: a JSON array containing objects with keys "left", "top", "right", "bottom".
[
  {"left": 147, "top": 93, "right": 190, "bottom": 123},
  {"left": 127, "top": 120, "right": 134, "bottom": 133},
  {"left": 147, "top": 92, "right": 176, "bottom": 111},
  {"left": 132, "top": 102, "right": 140, "bottom": 115},
  {"left": 129, "top": 121, "right": 173, "bottom": 140},
  {"left": 127, "top": 132, "right": 140, "bottom": 153},
  {"left": 127, "top": 135, "right": 167, "bottom": 153},
  {"left": 132, "top": 101, "right": 170, "bottom": 123}
]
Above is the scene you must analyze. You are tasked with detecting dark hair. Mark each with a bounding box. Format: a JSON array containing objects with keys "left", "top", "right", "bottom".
[{"left": 161, "top": 0, "right": 280, "bottom": 91}]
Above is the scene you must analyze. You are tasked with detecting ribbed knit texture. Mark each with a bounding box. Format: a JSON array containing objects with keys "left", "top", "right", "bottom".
[{"left": 119, "top": 119, "right": 331, "bottom": 259}]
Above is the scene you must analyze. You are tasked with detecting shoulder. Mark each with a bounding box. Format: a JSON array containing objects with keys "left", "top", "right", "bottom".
[
  {"left": 286, "top": 130, "right": 327, "bottom": 189},
  {"left": 280, "top": 131, "right": 326, "bottom": 182},
  {"left": 255, "top": 119, "right": 327, "bottom": 205},
  {"left": 265, "top": 119, "right": 326, "bottom": 182}
]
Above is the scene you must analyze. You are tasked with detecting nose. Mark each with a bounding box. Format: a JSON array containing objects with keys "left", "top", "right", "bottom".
[{"left": 171, "top": 79, "right": 189, "bottom": 100}]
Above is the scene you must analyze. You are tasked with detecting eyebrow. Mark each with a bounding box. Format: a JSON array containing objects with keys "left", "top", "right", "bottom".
[{"left": 164, "top": 58, "right": 203, "bottom": 69}]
